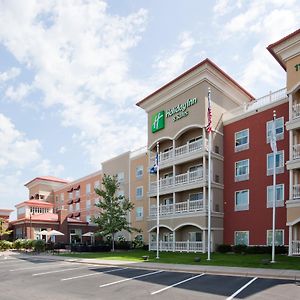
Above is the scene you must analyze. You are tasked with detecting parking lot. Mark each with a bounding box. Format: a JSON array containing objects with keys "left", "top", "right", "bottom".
[{"left": 0, "top": 255, "right": 299, "bottom": 299}]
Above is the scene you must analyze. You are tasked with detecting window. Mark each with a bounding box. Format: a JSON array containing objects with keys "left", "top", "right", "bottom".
[
  {"left": 75, "top": 202, "right": 80, "bottom": 211},
  {"left": 135, "top": 207, "right": 143, "bottom": 220},
  {"left": 162, "top": 198, "right": 173, "bottom": 205},
  {"left": 234, "top": 231, "right": 249, "bottom": 245},
  {"left": 235, "top": 159, "right": 249, "bottom": 181},
  {"left": 235, "top": 129, "right": 249, "bottom": 152},
  {"left": 86, "top": 200, "right": 91, "bottom": 211},
  {"left": 86, "top": 183, "right": 91, "bottom": 195},
  {"left": 117, "top": 172, "right": 124, "bottom": 182},
  {"left": 189, "top": 192, "right": 203, "bottom": 201},
  {"left": 94, "top": 180, "right": 100, "bottom": 190},
  {"left": 267, "top": 151, "right": 284, "bottom": 175},
  {"left": 267, "top": 184, "right": 284, "bottom": 208},
  {"left": 86, "top": 215, "right": 91, "bottom": 223},
  {"left": 68, "top": 192, "right": 73, "bottom": 200},
  {"left": 75, "top": 189, "right": 80, "bottom": 198},
  {"left": 189, "top": 136, "right": 201, "bottom": 143},
  {"left": 266, "top": 117, "right": 284, "bottom": 142},
  {"left": 136, "top": 165, "right": 143, "bottom": 178},
  {"left": 188, "top": 232, "right": 202, "bottom": 242},
  {"left": 267, "top": 229, "right": 284, "bottom": 246},
  {"left": 68, "top": 205, "right": 72, "bottom": 212},
  {"left": 60, "top": 193, "right": 64, "bottom": 203},
  {"left": 235, "top": 190, "right": 249, "bottom": 211},
  {"left": 136, "top": 187, "right": 143, "bottom": 199}
]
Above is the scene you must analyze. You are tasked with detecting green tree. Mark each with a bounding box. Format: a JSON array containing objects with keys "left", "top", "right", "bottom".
[
  {"left": 93, "top": 174, "right": 138, "bottom": 251},
  {"left": 0, "top": 218, "right": 12, "bottom": 241}
]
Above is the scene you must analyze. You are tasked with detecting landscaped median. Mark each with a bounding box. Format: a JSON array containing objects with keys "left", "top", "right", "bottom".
[{"left": 58, "top": 249, "right": 300, "bottom": 270}]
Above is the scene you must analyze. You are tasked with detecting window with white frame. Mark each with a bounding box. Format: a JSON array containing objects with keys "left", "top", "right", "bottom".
[
  {"left": 86, "top": 183, "right": 91, "bottom": 195},
  {"left": 136, "top": 165, "right": 143, "bottom": 179},
  {"left": 235, "top": 129, "right": 249, "bottom": 152},
  {"left": 188, "top": 231, "right": 202, "bottom": 242},
  {"left": 235, "top": 159, "right": 249, "bottom": 181},
  {"left": 189, "top": 192, "right": 203, "bottom": 201},
  {"left": 266, "top": 117, "right": 284, "bottom": 142},
  {"left": 234, "top": 231, "right": 249, "bottom": 245},
  {"left": 117, "top": 172, "right": 124, "bottom": 182},
  {"left": 267, "top": 151, "right": 284, "bottom": 175},
  {"left": 68, "top": 192, "right": 73, "bottom": 200},
  {"left": 235, "top": 190, "right": 249, "bottom": 211},
  {"left": 86, "top": 200, "right": 91, "bottom": 211},
  {"left": 136, "top": 186, "right": 143, "bottom": 199},
  {"left": 75, "top": 202, "right": 80, "bottom": 211},
  {"left": 267, "top": 184, "right": 284, "bottom": 208},
  {"left": 267, "top": 229, "right": 284, "bottom": 246},
  {"left": 75, "top": 189, "right": 80, "bottom": 198},
  {"left": 135, "top": 207, "right": 143, "bottom": 220}
]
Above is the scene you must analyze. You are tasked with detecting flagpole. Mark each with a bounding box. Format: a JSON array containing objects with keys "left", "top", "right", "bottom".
[
  {"left": 271, "top": 110, "right": 277, "bottom": 263},
  {"left": 156, "top": 142, "right": 160, "bottom": 259},
  {"left": 207, "top": 87, "right": 212, "bottom": 261}
]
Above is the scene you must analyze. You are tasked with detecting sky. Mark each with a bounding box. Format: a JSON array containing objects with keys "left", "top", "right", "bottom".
[{"left": 0, "top": 0, "right": 299, "bottom": 215}]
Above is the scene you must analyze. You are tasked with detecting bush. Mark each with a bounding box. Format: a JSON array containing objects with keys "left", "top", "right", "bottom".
[
  {"left": 24, "top": 239, "right": 34, "bottom": 250},
  {"left": 132, "top": 236, "right": 144, "bottom": 249},
  {"left": 13, "top": 239, "right": 25, "bottom": 250},
  {"left": 33, "top": 239, "right": 45, "bottom": 253},
  {"left": 115, "top": 240, "right": 131, "bottom": 250},
  {"left": 0, "top": 240, "right": 12, "bottom": 251},
  {"left": 232, "top": 244, "right": 247, "bottom": 254},
  {"left": 216, "top": 244, "right": 232, "bottom": 253}
]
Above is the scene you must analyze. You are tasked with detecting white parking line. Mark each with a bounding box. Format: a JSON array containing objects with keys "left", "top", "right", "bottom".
[
  {"left": 226, "top": 277, "right": 258, "bottom": 300},
  {"left": 32, "top": 266, "right": 86, "bottom": 276},
  {"left": 0, "top": 260, "right": 27, "bottom": 264},
  {"left": 10, "top": 262, "right": 73, "bottom": 272},
  {"left": 151, "top": 273, "right": 205, "bottom": 295},
  {"left": 61, "top": 267, "right": 129, "bottom": 281},
  {"left": 100, "top": 270, "right": 164, "bottom": 288}
]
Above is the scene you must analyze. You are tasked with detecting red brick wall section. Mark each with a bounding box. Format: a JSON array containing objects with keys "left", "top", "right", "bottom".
[{"left": 224, "top": 102, "right": 289, "bottom": 246}]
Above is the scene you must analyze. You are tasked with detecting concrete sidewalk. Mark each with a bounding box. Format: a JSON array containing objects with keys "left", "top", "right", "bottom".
[{"left": 8, "top": 251, "right": 300, "bottom": 281}]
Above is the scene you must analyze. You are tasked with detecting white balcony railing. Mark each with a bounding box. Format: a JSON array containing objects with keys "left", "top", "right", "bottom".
[
  {"left": 293, "top": 144, "right": 300, "bottom": 159},
  {"left": 149, "top": 169, "right": 204, "bottom": 194},
  {"left": 149, "top": 241, "right": 203, "bottom": 252},
  {"left": 150, "top": 139, "right": 204, "bottom": 167},
  {"left": 292, "top": 240, "right": 300, "bottom": 255},
  {"left": 149, "top": 199, "right": 204, "bottom": 217},
  {"left": 292, "top": 103, "right": 300, "bottom": 119},
  {"left": 293, "top": 184, "right": 300, "bottom": 199}
]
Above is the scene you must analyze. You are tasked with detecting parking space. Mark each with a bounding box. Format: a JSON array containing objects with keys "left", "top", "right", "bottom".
[{"left": 0, "top": 256, "right": 298, "bottom": 300}]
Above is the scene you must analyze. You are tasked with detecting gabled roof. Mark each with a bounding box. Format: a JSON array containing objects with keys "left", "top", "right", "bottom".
[
  {"left": 25, "top": 176, "right": 69, "bottom": 187},
  {"left": 136, "top": 58, "right": 254, "bottom": 108},
  {"left": 267, "top": 28, "right": 300, "bottom": 70}
]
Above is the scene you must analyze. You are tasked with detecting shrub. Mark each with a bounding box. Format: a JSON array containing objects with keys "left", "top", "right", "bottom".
[
  {"left": 13, "top": 239, "right": 25, "bottom": 250},
  {"left": 232, "top": 244, "right": 247, "bottom": 254},
  {"left": 216, "top": 244, "right": 232, "bottom": 253},
  {"left": 0, "top": 240, "right": 12, "bottom": 251},
  {"left": 24, "top": 239, "right": 34, "bottom": 250},
  {"left": 132, "top": 236, "right": 144, "bottom": 249},
  {"left": 33, "top": 239, "right": 45, "bottom": 252}
]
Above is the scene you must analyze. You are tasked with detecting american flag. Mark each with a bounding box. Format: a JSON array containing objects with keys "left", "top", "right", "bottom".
[{"left": 206, "top": 88, "right": 212, "bottom": 133}]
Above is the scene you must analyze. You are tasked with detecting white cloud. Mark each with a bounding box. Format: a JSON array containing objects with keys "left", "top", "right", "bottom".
[
  {"left": 59, "top": 146, "right": 66, "bottom": 154},
  {"left": 0, "top": 113, "right": 41, "bottom": 169},
  {"left": 0, "top": 0, "right": 149, "bottom": 166},
  {"left": 0, "top": 67, "right": 20, "bottom": 82},
  {"left": 153, "top": 31, "right": 196, "bottom": 84},
  {"left": 33, "top": 159, "right": 64, "bottom": 176},
  {"left": 5, "top": 83, "right": 31, "bottom": 102}
]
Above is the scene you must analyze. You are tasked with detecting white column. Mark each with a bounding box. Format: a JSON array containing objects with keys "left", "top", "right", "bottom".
[
  {"left": 289, "top": 170, "right": 293, "bottom": 200},
  {"left": 173, "top": 231, "right": 176, "bottom": 252},
  {"left": 202, "top": 230, "right": 206, "bottom": 253},
  {"left": 288, "top": 225, "right": 293, "bottom": 256},
  {"left": 290, "top": 130, "right": 293, "bottom": 161},
  {"left": 288, "top": 93, "right": 293, "bottom": 120}
]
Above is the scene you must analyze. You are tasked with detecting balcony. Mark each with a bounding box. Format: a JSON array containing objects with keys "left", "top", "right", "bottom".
[
  {"left": 293, "top": 184, "right": 300, "bottom": 199},
  {"left": 149, "top": 199, "right": 204, "bottom": 217},
  {"left": 149, "top": 241, "right": 204, "bottom": 252},
  {"left": 149, "top": 169, "right": 205, "bottom": 195},
  {"left": 293, "top": 144, "right": 300, "bottom": 159},
  {"left": 150, "top": 139, "right": 205, "bottom": 168},
  {"left": 292, "top": 103, "right": 300, "bottom": 119}
]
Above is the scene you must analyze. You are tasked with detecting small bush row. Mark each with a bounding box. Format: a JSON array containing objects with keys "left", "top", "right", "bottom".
[
  {"left": 216, "top": 244, "right": 288, "bottom": 254},
  {"left": 9, "top": 239, "right": 46, "bottom": 252},
  {"left": 0, "top": 240, "right": 13, "bottom": 251}
]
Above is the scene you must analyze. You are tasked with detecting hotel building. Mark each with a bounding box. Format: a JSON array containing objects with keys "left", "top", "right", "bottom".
[{"left": 5, "top": 29, "right": 300, "bottom": 255}]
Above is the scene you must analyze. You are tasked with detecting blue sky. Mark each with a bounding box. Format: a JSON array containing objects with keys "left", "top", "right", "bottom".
[{"left": 0, "top": 0, "right": 299, "bottom": 215}]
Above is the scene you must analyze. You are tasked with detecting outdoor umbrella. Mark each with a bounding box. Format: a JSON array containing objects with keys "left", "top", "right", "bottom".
[
  {"left": 82, "top": 232, "right": 95, "bottom": 245},
  {"left": 48, "top": 230, "right": 64, "bottom": 243},
  {"left": 38, "top": 230, "right": 49, "bottom": 241}
]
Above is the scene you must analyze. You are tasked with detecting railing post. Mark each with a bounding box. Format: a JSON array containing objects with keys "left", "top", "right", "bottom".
[
  {"left": 187, "top": 199, "right": 190, "bottom": 212},
  {"left": 187, "top": 240, "right": 189, "bottom": 252}
]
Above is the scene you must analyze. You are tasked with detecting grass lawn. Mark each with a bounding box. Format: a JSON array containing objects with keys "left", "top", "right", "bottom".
[{"left": 59, "top": 250, "right": 300, "bottom": 270}]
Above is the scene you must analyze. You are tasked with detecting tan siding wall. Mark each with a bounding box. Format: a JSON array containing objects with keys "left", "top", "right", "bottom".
[{"left": 287, "top": 54, "right": 300, "bottom": 91}]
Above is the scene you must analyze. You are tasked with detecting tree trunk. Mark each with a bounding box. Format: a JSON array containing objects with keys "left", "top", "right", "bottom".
[{"left": 112, "top": 233, "right": 115, "bottom": 252}]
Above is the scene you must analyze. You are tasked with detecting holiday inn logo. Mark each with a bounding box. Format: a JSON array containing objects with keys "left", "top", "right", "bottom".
[{"left": 151, "top": 111, "right": 165, "bottom": 133}]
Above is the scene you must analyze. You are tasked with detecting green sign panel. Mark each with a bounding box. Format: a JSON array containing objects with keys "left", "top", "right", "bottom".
[
  {"left": 151, "top": 111, "right": 165, "bottom": 133},
  {"left": 295, "top": 64, "right": 300, "bottom": 72}
]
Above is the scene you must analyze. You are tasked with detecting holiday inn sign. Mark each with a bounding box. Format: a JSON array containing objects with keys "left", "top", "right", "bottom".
[{"left": 151, "top": 97, "right": 198, "bottom": 133}]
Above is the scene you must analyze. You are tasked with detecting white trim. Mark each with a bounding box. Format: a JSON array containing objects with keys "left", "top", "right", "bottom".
[
  {"left": 235, "top": 159, "right": 250, "bottom": 182},
  {"left": 148, "top": 224, "right": 173, "bottom": 232},
  {"left": 266, "top": 116, "right": 284, "bottom": 143},
  {"left": 234, "top": 189, "right": 249, "bottom": 211},
  {"left": 266, "top": 229, "right": 285, "bottom": 246},
  {"left": 234, "top": 128, "right": 249, "bottom": 152},
  {"left": 173, "top": 222, "right": 205, "bottom": 231},
  {"left": 234, "top": 230, "right": 249, "bottom": 246},
  {"left": 266, "top": 150, "right": 284, "bottom": 176},
  {"left": 135, "top": 186, "right": 144, "bottom": 200},
  {"left": 266, "top": 183, "right": 285, "bottom": 208}
]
